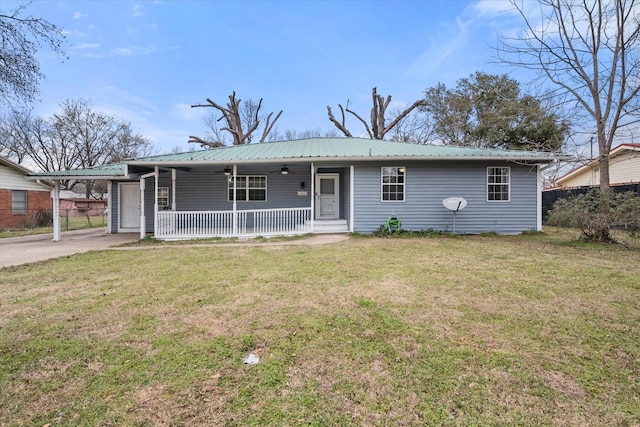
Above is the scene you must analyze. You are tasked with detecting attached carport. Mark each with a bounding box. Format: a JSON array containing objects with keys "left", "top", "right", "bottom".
[{"left": 26, "top": 164, "right": 129, "bottom": 242}]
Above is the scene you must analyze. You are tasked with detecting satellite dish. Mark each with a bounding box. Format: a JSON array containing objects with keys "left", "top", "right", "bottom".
[
  {"left": 442, "top": 197, "right": 467, "bottom": 212},
  {"left": 442, "top": 197, "right": 467, "bottom": 234}
]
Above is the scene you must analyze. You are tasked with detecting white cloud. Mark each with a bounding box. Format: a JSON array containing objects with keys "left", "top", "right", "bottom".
[
  {"left": 170, "top": 103, "right": 207, "bottom": 122},
  {"left": 82, "top": 45, "right": 160, "bottom": 58},
  {"left": 132, "top": 4, "right": 143, "bottom": 17},
  {"left": 472, "top": 0, "right": 518, "bottom": 16},
  {"left": 72, "top": 11, "right": 87, "bottom": 19},
  {"left": 74, "top": 43, "right": 100, "bottom": 50},
  {"left": 408, "top": 17, "right": 472, "bottom": 80}
]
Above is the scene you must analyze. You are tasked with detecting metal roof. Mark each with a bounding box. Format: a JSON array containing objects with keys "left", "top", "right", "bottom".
[
  {"left": 27, "top": 163, "right": 126, "bottom": 179},
  {"left": 126, "top": 137, "right": 563, "bottom": 165},
  {"left": 27, "top": 138, "right": 567, "bottom": 179}
]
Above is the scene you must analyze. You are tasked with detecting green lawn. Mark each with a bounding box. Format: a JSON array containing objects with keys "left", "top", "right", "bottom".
[
  {"left": 0, "top": 215, "right": 107, "bottom": 238},
  {"left": 1, "top": 229, "right": 638, "bottom": 426}
]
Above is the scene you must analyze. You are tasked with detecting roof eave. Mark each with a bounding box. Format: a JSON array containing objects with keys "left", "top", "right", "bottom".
[
  {"left": 26, "top": 174, "right": 127, "bottom": 180},
  {"left": 126, "top": 155, "right": 561, "bottom": 167}
]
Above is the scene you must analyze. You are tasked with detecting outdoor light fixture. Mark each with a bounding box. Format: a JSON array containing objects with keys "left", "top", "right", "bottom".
[
  {"left": 223, "top": 166, "right": 232, "bottom": 176},
  {"left": 280, "top": 166, "right": 289, "bottom": 175},
  {"left": 300, "top": 182, "right": 305, "bottom": 190}
]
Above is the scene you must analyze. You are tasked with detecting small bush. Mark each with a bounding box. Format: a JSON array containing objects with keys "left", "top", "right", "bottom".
[
  {"left": 547, "top": 190, "right": 640, "bottom": 242},
  {"left": 369, "top": 225, "right": 448, "bottom": 238}
]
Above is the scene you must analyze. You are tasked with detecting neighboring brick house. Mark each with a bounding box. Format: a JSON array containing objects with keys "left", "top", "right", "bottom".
[{"left": 0, "top": 157, "right": 53, "bottom": 229}]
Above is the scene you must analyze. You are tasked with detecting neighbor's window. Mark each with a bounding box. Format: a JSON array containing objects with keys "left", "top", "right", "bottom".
[
  {"left": 228, "top": 176, "right": 267, "bottom": 201},
  {"left": 157, "top": 187, "right": 170, "bottom": 208},
  {"left": 487, "top": 167, "right": 510, "bottom": 202},
  {"left": 381, "top": 167, "right": 405, "bottom": 202},
  {"left": 12, "top": 190, "right": 27, "bottom": 214}
]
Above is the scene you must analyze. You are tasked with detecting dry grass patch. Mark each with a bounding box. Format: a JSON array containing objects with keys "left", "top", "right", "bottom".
[{"left": 0, "top": 229, "right": 639, "bottom": 426}]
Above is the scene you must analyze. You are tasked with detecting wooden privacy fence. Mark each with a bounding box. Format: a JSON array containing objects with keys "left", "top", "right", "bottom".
[{"left": 542, "top": 183, "right": 640, "bottom": 219}]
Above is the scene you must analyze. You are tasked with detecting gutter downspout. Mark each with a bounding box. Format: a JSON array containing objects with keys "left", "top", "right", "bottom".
[{"left": 537, "top": 164, "right": 542, "bottom": 231}]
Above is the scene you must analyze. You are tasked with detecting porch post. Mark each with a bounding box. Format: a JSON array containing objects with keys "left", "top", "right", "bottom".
[
  {"left": 52, "top": 181, "right": 60, "bottom": 242},
  {"left": 140, "top": 178, "right": 146, "bottom": 239},
  {"left": 232, "top": 164, "right": 237, "bottom": 235},
  {"left": 171, "top": 168, "right": 176, "bottom": 210},
  {"left": 350, "top": 164, "right": 355, "bottom": 232},
  {"left": 154, "top": 166, "right": 159, "bottom": 236},
  {"left": 310, "top": 162, "right": 315, "bottom": 233}
]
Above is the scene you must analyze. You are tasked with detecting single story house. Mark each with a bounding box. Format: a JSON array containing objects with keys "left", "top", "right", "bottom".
[
  {"left": 28, "top": 138, "right": 563, "bottom": 241},
  {"left": 0, "top": 156, "right": 52, "bottom": 229},
  {"left": 553, "top": 143, "right": 640, "bottom": 188}
]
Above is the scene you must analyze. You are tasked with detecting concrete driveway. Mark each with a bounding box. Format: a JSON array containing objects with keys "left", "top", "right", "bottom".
[{"left": 0, "top": 228, "right": 140, "bottom": 269}]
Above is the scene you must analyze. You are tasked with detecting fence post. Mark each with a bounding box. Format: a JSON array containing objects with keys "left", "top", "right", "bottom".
[{"left": 65, "top": 208, "right": 69, "bottom": 231}]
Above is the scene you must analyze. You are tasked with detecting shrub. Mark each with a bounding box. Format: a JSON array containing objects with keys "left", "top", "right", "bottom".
[
  {"left": 35, "top": 209, "right": 54, "bottom": 227},
  {"left": 547, "top": 190, "right": 640, "bottom": 242}
]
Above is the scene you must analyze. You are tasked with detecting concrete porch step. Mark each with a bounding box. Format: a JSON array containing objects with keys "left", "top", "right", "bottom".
[{"left": 307, "top": 219, "right": 349, "bottom": 233}]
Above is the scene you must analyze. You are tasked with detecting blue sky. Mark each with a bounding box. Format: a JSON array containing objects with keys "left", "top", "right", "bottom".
[{"left": 6, "top": 0, "right": 533, "bottom": 154}]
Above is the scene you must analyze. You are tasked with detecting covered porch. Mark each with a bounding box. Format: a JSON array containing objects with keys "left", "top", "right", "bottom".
[{"left": 134, "top": 162, "right": 353, "bottom": 240}]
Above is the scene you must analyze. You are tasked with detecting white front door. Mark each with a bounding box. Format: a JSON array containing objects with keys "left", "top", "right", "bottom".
[
  {"left": 119, "top": 182, "right": 140, "bottom": 230},
  {"left": 316, "top": 174, "right": 339, "bottom": 219}
]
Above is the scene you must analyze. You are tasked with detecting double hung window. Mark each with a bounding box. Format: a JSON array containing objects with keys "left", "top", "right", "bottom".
[
  {"left": 157, "top": 187, "right": 170, "bottom": 209},
  {"left": 228, "top": 176, "right": 267, "bottom": 201},
  {"left": 381, "top": 167, "right": 405, "bottom": 202},
  {"left": 487, "top": 167, "right": 510, "bottom": 202},
  {"left": 12, "top": 190, "right": 27, "bottom": 214}
]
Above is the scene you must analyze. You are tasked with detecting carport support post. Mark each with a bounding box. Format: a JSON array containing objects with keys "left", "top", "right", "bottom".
[
  {"left": 52, "top": 181, "right": 61, "bottom": 242},
  {"left": 140, "top": 179, "right": 146, "bottom": 239}
]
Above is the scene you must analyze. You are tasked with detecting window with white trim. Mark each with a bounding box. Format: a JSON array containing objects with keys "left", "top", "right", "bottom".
[
  {"left": 381, "top": 167, "right": 405, "bottom": 202},
  {"left": 487, "top": 167, "right": 510, "bottom": 201},
  {"left": 157, "top": 187, "right": 170, "bottom": 208},
  {"left": 228, "top": 176, "right": 267, "bottom": 201},
  {"left": 12, "top": 190, "right": 27, "bottom": 214}
]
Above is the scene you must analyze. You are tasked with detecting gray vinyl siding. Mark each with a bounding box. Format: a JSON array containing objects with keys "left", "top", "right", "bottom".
[
  {"left": 352, "top": 161, "right": 539, "bottom": 234},
  {"left": 110, "top": 161, "right": 540, "bottom": 236},
  {"left": 165, "top": 165, "right": 312, "bottom": 211},
  {"left": 134, "top": 165, "right": 313, "bottom": 232}
]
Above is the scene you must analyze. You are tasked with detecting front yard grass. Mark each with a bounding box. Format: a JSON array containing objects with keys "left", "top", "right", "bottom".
[
  {"left": 1, "top": 229, "right": 638, "bottom": 426},
  {"left": 0, "top": 215, "right": 107, "bottom": 238}
]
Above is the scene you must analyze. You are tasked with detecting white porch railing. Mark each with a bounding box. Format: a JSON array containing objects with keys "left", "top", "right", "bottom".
[{"left": 156, "top": 207, "right": 312, "bottom": 240}]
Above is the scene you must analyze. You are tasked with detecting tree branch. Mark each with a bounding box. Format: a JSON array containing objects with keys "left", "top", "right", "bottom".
[{"left": 326, "top": 105, "right": 353, "bottom": 137}]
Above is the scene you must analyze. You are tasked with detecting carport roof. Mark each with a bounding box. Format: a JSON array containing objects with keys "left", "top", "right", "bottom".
[
  {"left": 28, "top": 137, "right": 568, "bottom": 179},
  {"left": 27, "top": 162, "right": 126, "bottom": 179}
]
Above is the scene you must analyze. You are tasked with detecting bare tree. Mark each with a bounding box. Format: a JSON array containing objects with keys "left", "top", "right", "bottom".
[
  {"left": 0, "top": 2, "right": 66, "bottom": 107},
  {"left": 280, "top": 128, "right": 340, "bottom": 141},
  {"left": 327, "top": 87, "right": 426, "bottom": 140},
  {"left": 0, "top": 99, "right": 153, "bottom": 197},
  {"left": 497, "top": 0, "right": 640, "bottom": 191},
  {"left": 189, "top": 92, "right": 283, "bottom": 147},
  {"left": 386, "top": 107, "right": 435, "bottom": 143}
]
